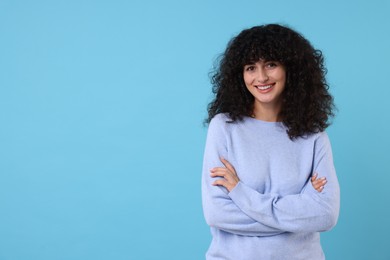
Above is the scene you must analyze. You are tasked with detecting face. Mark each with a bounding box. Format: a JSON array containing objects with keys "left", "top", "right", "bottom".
[{"left": 243, "top": 60, "right": 286, "bottom": 110}]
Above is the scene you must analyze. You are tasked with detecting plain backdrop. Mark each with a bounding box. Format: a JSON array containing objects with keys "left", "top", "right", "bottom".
[{"left": 1, "top": 0, "right": 389, "bottom": 259}]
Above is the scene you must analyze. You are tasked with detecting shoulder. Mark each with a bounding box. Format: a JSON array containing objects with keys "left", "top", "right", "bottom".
[
  {"left": 209, "top": 113, "right": 230, "bottom": 124},
  {"left": 311, "top": 131, "right": 333, "bottom": 154},
  {"left": 314, "top": 131, "right": 331, "bottom": 145},
  {"left": 208, "top": 113, "right": 232, "bottom": 130},
  {"left": 301, "top": 131, "right": 330, "bottom": 143},
  {"left": 207, "top": 113, "right": 234, "bottom": 137},
  {"left": 295, "top": 131, "right": 332, "bottom": 150}
]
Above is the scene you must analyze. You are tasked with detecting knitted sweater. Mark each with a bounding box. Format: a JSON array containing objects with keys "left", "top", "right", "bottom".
[{"left": 202, "top": 113, "right": 340, "bottom": 260}]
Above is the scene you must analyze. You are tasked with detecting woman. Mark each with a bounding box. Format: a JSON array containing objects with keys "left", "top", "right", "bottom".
[{"left": 202, "top": 24, "right": 340, "bottom": 259}]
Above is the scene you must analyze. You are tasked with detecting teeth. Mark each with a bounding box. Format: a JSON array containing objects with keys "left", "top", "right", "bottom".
[{"left": 256, "top": 85, "right": 272, "bottom": 90}]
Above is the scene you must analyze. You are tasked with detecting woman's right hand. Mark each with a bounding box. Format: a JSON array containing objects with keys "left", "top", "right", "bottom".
[{"left": 210, "top": 158, "right": 240, "bottom": 192}]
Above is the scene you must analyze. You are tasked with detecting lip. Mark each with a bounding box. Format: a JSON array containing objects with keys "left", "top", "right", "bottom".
[{"left": 255, "top": 83, "right": 275, "bottom": 93}]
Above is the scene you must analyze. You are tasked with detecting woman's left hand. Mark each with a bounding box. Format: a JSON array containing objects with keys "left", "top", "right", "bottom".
[{"left": 210, "top": 158, "right": 240, "bottom": 192}]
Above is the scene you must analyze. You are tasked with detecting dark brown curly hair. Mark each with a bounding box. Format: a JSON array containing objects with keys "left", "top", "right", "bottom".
[{"left": 206, "top": 24, "right": 335, "bottom": 139}]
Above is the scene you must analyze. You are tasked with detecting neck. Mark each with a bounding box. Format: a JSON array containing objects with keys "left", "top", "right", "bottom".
[{"left": 252, "top": 101, "right": 283, "bottom": 122}]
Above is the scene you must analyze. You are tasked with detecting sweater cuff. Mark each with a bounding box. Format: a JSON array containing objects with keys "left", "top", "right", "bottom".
[{"left": 228, "top": 181, "right": 246, "bottom": 201}]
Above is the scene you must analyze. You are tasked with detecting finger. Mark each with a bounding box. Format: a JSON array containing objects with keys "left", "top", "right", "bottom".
[
  {"left": 210, "top": 169, "right": 228, "bottom": 178},
  {"left": 311, "top": 172, "right": 318, "bottom": 182},
  {"left": 212, "top": 173, "right": 238, "bottom": 185},
  {"left": 313, "top": 177, "right": 326, "bottom": 188},
  {"left": 212, "top": 179, "right": 232, "bottom": 190},
  {"left": 211, "top": 167, "right": 228, "bottom": 172},
  {"left": 313, "top": 179, "right": 327, "bottom": 192},
  {"left": 220, "top": 158, "right": 236, "bottom": 175},
  {"left": 212, "top": 179, "right": 235, "bottom": 192},
  {"left": 312, "top": 180, "right": 322, "bottom": 190},
  {"left": 212, "top": 179, "right": 227, "bottom": 186},
  {"left": 210, "top": 167, "right": 229, "bottom": 174},
  {"left": 210, "top": 168, "right": 236, "bottom": 181},
  {"left": 317, "top": 177, "right": 327, "bottom": 186}
]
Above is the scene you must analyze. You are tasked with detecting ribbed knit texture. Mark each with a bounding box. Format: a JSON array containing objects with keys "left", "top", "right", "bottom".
[{"left": 202, "top": 113, "right": 340, "bottom": 260}]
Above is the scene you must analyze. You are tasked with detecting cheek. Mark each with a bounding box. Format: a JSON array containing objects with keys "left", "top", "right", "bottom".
[
  {"left": 281, "top": 76, "right": 287, "bottom": 89},
  {"left": 275, "top": 71, "right": 286, "bottom": 88},
  {"left": 279, "top": 73, "right": 286, "bottom": 84},
  {"left": 279, "top": 69, "right": 287, "bottom": 82},
  {"left": 243, "top": 73, "right": 252, "bottom": 85}
]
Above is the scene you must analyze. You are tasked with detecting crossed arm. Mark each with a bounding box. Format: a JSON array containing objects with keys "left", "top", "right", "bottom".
[
  {"left": 211, "top": 158, "right": 327, "bottom": 193},
  {"left": 201, "top": 118, "right": 340, "bottom": 236}
]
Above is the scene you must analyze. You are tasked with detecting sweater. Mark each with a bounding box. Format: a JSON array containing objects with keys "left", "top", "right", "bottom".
[{"left": 202, "top": 113, "right": 340, "bottom": 260}]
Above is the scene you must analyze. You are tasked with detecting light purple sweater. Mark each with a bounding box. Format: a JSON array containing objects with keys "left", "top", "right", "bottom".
[{"left": 202, "top": 113, "right": 340, "bottom": 260}]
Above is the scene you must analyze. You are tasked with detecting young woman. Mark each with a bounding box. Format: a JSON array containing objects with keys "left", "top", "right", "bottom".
[{"left": 202, "top": 24, "right": 340, "bottom": 259}]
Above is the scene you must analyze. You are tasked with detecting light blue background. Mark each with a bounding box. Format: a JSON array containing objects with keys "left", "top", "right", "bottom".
[{"left": 1, "top": 0, "right": 389, "bottom": 259}]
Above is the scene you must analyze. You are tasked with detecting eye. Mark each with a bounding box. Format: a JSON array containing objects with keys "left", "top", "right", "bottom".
[
  {"left": 244, "top": 65, "right": 256, "bottom": 71},
  {"left": 265, "top": 62, "right": 278, "bottom": 69}
]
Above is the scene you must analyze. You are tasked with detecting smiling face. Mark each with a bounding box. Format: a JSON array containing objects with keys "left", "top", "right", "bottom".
[{"left": 243, "top": 60, "right": 286, "bottom": 117}]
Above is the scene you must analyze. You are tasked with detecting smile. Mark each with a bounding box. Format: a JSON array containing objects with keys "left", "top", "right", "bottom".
[{"left": 255, "top": 83, "right": 274, "bottom": 90}]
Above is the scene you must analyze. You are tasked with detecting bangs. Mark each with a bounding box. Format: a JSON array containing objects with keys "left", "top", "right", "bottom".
[{"left": 241, "top": 40, "right": 284, "bottom": 66}]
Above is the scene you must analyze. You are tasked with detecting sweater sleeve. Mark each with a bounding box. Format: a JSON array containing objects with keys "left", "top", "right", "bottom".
[
  {"left": 228, "top": 132, "right": 340, "bottom": 233},
  {"left": 202, "top": 115, "right": 284, "bottom": 236}
]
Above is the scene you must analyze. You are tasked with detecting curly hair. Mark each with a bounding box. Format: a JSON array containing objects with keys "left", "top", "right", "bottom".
[{"left": 206, "top": 24, "right": 335, "bottom": 139}]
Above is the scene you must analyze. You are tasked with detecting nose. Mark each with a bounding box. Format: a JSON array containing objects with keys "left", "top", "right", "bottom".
[{"left": 256, "top": 68, "right": 269, "bottom": 83}]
